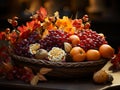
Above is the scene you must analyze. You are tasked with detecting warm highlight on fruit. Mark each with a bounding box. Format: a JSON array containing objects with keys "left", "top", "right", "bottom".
[
  {"left": 69, "top": 35, "right": 80, "bottom": 46},
  {"left": 70, "top": 47, "right": 86, "bottom": 62},
  {"left": 0, "top": 6, "right": 116, "bottom": 86},
  {"left": 86, "top": 49, "right": 101, "bottom": 61},
  {"left": 99, "top": 44, "right": 114, "bottom": 59},
  {"left": 0, "top": 7, "right": 115, "bottom": 62}
]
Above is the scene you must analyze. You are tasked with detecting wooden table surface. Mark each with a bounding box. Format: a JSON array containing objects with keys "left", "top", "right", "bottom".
[
  {"left": 0, "top": 77, "right": 108, "bottom": 90},
  {"left": 0, "top": 60, "right": 119, "bottom": 90}
]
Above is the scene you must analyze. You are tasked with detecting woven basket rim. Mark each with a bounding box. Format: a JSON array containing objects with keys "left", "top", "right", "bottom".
[{"left": 11, "top": 54, "right": 108, "bottom": 68}]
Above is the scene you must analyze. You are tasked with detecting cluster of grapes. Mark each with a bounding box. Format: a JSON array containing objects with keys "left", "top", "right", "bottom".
[
  {"left": 6, "top": 66, "right": 34, "bottom": 83},
  {"left": 13, "top": 31, "right": 41, "bottom": 57},
  {"left": 111, "top": 48, "right": 120, "bottom": 70},
  {"left": 76, "top": 29, "right": 108, "bottom": 51},
  {"left": 39, "top": 30, "right": 71, "bottom": 51}
]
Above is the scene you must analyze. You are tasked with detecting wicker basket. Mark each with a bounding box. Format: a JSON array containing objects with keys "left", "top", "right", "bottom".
[{"left": 11, "top": 54, "right": 108, "bottom": 78}]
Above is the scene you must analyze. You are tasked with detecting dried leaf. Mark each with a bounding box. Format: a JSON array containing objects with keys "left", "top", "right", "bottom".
[
  {"left": 38, "top": 74, "right": 47, "bottom": 81},
  {"left": 30, "top": 75, "right": 39, "bottom": 86},
  {"left": 3, "top": 62, "right": 13, "bottom": 72},
  {"left": 40, "top": 67, "right": 52, "bottom": 75},
  {"left": 24, "top": 66, "right": 33, "bottom": 73}
]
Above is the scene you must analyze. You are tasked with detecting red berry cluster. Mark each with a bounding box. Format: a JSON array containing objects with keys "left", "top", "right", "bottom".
[
  {"left": 8, "top": 16, "right": 18, "bottom": 27},
  {"left": 76, "top": 29, "right": 108, "bottom": 51},
  {"left": 39, "top": 30, "right": 71, "bottom": 51},
  {"left": 6, "top": 66, "right": 34, "bottom": 83},
  {"left": 111, "top": 47, "right": 120, "bottom": 70},
  {"left": 13, "top": 31, "right": 41, "bottom": 57}
]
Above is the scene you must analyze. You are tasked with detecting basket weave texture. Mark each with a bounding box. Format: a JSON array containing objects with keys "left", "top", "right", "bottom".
[{"left": 11, "top": 54, "right": 108, "bottom": 78}]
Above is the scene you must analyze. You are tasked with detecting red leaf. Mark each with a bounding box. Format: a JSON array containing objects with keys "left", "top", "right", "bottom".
[{"left": 36, "top": 7, "right": 47, "bottom": 21}]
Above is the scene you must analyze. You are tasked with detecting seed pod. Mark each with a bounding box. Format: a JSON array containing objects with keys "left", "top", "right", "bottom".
[
  {"left": 35, "top": 49, "right": 48, "bottom": 59},
  {"left": 64, "top": 42, "right": 72, "bottom": 53},
  {"left": 48, "top": 47, "right": 66, "bottom": 62},
  {"left": 29, "top": 43, "right": 40, "bottom": 55},
  {"left": 93, "top": 70, "right": 109, "bottom": 84}
]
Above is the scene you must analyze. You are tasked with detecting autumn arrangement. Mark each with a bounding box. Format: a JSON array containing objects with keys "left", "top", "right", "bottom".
[{"left": 0, "top": 7, "right": 119, "bottom": 85}]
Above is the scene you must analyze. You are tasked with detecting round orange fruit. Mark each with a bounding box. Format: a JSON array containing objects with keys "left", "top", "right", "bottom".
[
  {"left": 86, "top": 49, "right": 101, "bottom": 61},
  {"left": 99, "top": 44, "right": 114, "bottom": 59},
  {"left": 69, "top": 35, "right": 80, "bottom": 46},
  {"left": 70, "top": 47, "right": 86, "bottom": 62}
]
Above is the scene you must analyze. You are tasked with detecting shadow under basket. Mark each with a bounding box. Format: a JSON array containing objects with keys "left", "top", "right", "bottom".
[{"left": 11, "top": 54, "right": 109, "bottom": 79}]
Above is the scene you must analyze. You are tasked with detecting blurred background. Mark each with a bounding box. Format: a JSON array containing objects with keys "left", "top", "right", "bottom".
[{"left": 0, "top": 0, "right": 120, "bottom": 51}]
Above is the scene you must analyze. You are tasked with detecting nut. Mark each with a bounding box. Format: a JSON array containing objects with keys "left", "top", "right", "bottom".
[{"left": 35, "top": 49, "right": 48, "bottom": 59}]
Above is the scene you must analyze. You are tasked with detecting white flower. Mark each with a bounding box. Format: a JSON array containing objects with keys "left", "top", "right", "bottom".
[{"left": 48, "top": 47, "right": 66, "bottom": 62}]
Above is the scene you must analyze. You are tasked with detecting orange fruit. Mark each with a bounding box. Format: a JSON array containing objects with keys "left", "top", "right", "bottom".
[
  {"left": 69, "top": 35, "right": 80, "bottom": 46},
  {"left": 99, "top": 44, "right": 114, "bottom": 59},
  {"left": 86, "top": 49, "right": 101, "bottom": 61},
  {"left": 70, "top": 47, "right": 86, "bottom": 62}
]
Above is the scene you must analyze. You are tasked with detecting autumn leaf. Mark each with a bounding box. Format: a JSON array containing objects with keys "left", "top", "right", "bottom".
[
  {"left": 36, "top": 7, "right": 47, "bottom": 21},
  {"left": 38, "top": 74, "right": 47, "bottom": 81},
  {"left": 17, "top": 19, "right": 40, "bottom": 39},
  {"left": 39, "top": 67, "right": 52, "bottom": 75},
  {"left": 30, "top": 75, "right": 39, "bottom": 86}
]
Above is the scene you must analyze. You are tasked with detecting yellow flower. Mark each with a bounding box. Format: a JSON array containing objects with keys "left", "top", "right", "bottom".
[{"left": 55, "top": 16, "right": 75, "bottom": 34}]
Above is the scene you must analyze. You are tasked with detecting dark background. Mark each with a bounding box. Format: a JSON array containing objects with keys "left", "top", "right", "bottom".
[{"left": 0, "top": 0, "right": 120, "bottom": 52}]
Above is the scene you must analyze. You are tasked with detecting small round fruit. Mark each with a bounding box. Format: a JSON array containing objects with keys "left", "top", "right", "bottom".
[
  {"left": 69, "top": 35, "right": 80, "bottom": 46},
  {"left": 86, "top": 49, "right": 101, "bottom": 61},
  {"left": 70, "top": 47, "right": 86, "bottom": 62},
  {"left": 99, "top": 44, "right": 114, "bottom": 59}
]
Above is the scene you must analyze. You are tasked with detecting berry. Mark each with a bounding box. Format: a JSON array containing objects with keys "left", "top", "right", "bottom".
[
  {"left": 6, "top": 66, "right": 34, "bottom": 83},
  {"left": 13, "top": 31, "right": 41, "bottom": 57},
  {"left": 39, "top": 30, "right": 71, "bottom": 51},
  {"left": 76, "top": 29, "right": 108, "bottom": 51}
]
